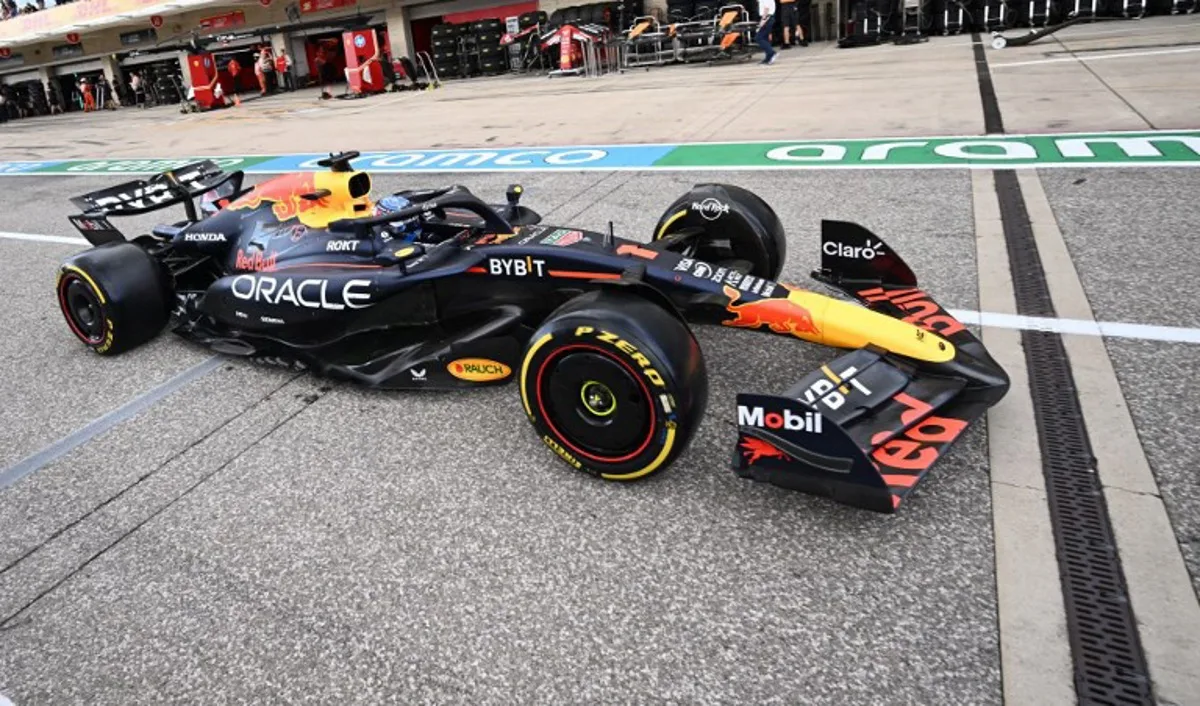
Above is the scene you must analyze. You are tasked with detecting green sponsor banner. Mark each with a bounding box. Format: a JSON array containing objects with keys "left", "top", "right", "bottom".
[
  {"left": 654, "top": 131, "right": 1200, "bottom": 169},
  {"left": 33, "top": 156, "right": 277, "bottom": 174},
  {"left": 11, "top": 131, "right": 1200, "bottom": 175}
]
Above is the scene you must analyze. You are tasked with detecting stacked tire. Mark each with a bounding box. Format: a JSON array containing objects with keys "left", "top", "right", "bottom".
[
  {"left": 547, "top": 3, "right": 636, "bottom": 30},
  {"left": 431, "top": 23, "right": 459, "bottom": 78},
  {"left": 692, "top": 0, "right": 718, "bottom": 20},
  {"left": 518, "top": 10, "right": 548, "bottom": 28},
  {"left": 473, "top": 18, "right": 506, "bottom": 75},
  {"left": 666, "top": 0, "right": 694, "bottom": 21}
]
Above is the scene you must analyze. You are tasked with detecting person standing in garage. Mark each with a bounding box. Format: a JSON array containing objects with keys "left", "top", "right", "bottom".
[
  {"left": 274, "top": 50, "right": 294, "bottom": 91},
  {"left": 796, "top": 0, "right": 811, "bottom": 45},
  {"left": 777, "top": 0, "right": 799, "bottom": 48},
  {"left": 79, "top": 76, "right": 95, "bottom": 112},
  {"left": 755, "top": 0, "right": 777, "bottom": 65}
]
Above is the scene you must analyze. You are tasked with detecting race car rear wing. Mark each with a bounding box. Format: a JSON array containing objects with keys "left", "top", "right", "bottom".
[
  {"left": 68, "top": 160, "right": 246, "bottom": 246},
  {"left": 732, "top": 220, "right": 1009, "bottom": 513}
]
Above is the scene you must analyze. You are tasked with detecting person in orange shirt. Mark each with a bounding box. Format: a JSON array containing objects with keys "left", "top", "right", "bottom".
[
  {"left": 226, "top": 56, "right": 242, "bottom": 104},
  {"left": 79, "top": 77, "right": 95, "bottom": 112}
]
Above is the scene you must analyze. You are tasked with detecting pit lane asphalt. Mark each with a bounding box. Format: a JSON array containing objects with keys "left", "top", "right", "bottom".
[{"left": 0, "top": 167, "right": 1195, "bottom": 703}]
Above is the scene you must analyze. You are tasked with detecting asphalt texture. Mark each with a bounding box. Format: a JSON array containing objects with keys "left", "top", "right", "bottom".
[
  {"left": 1040, "top": 168, "right": 1200, "bottom": 596},
  {"left": 0, "top": 171, "right": 1005, "bottom": 704}
]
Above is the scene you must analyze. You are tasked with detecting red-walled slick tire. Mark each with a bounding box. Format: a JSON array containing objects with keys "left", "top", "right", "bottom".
[{"left": 519, "top": 290, "right": 707, "bottom": 481}]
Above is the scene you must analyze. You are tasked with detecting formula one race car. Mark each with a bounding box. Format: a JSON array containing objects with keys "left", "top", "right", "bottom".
[{"left": 56, "top": 152, "right": 1009, "bottom": 513}]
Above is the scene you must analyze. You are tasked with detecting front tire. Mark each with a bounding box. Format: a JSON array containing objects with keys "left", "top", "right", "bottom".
[
  {"left": 519, "top": 290, "right": 707, "bottom": 481},
  {"left": 653, "top": 183, "right": 787, "bottom": 280},
  {"left": 56, "top": 243, "right": 171, "bottom": 355}
]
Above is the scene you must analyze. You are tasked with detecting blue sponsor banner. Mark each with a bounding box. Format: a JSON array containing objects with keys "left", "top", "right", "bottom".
[
  {"left": 250, "top": 145, "right": 675, "bottom": 173},
  {"left": 0, "top": 161, "right": 63, "bottom": 174}
]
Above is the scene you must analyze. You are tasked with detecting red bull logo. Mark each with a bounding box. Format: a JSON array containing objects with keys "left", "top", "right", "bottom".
[
  {"left": 235, "top": 249, "right": 277, "bottom": 272},
  {"left": 740, "top": 437, "right": 790, "bottom": 464},
  {"left": 723, "top": 285, "right": 821, "bottom": 339},
  {"left": 227, "top": 173, "right": 324, "bottom": 224}
]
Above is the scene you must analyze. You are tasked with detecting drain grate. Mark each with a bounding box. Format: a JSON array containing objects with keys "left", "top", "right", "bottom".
[{"left": 994, "top": 170, "right": 1153, "bottom": 705}]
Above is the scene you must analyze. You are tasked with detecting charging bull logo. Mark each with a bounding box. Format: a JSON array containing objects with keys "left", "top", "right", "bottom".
[
  {"left": 227, "top": 173, "right": 326, "bottom": 225},
  {"left": 723, "top": 285, "right": 821, "bottom": 339},
  {"left": 740, "top": 437, "right": 790, "bottom": 464}
]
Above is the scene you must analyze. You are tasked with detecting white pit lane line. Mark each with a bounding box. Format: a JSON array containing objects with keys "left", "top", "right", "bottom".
[
  {"left": 2, "top": 230, "right": 1198, "bottom": 345},
  {"left": 990, "top": 46, "right": 1200, "bottom": 69},
  {"left": 0, "top": 231, "right": 92, "bottom": 246}
]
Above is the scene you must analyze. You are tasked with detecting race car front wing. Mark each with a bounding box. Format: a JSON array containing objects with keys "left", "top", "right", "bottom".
[{"left": 732, "top": 221, "right": 1009, "bottom": 513}]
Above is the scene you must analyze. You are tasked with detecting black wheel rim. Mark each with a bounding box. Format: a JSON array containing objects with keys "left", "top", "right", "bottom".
[
  {"left": 539, "top": 349, "right": 653, "bottom": 462},
  {"left": 61, "top": 276, "right": 105, "bottom": 344}
]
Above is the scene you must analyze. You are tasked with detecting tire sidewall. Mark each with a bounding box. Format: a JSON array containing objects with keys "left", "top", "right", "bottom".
[
  {"left": 520, "top": 292, "right": 705, "bottom": 480},
  {"left": 57, "top": 243, "right": 170, "bottom": 355},
  {"left": 56, "top": 264, "right": 117, "bottom": 354}
]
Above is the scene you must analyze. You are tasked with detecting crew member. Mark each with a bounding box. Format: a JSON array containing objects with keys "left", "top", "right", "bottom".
[
  {"left": 755, "top": 0, "right": 777, "bottom": 65},
  {"left": 256, "top": 47, "right": 272, "bottom": 95},
  {"left": 315, "top": 42, "right": 336, "bottom": 99},
  {"left": 778, "top": 0, "right": 799, "bottom": 47},
  {"left": 79, "top": 77, "right": 95, "bottom": 111},
  {"left": 227, "top": 56, "right": 242, "bottom": 105},
  {"left": 274, "top": 50, "right": 293, "bottom": 91}
]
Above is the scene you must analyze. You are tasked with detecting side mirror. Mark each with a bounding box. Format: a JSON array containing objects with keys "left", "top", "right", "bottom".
[{"left": 506, "top": 184, "right": 524, "bottom": 207}]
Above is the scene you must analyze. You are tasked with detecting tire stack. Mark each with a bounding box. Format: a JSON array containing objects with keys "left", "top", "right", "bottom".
[
  {"left": 692, "top": 0, "right": 718, "bottom": 20},
  {"left": 546, "top": 3, "right": 639, "bottom": 30},
  {"left": 472, "top": 18, "right": 506, "bottom": 75},
  {"left": 431, "top": 23, "right": 460, "bottom": 78},
  {"left": 518, "top": 10, "right": 548, "bottom": 28},
  {"left": 666, "top": 0, "right": 695, "bottom": 21}
]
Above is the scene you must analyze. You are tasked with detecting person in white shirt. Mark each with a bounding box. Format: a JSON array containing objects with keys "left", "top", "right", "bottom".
[{"left": 756, "top": 0, "right": 778, "bottom": 65}]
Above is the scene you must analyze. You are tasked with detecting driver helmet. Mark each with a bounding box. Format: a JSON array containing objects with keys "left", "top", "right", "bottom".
[{"left": 372, "top": 195, "right": 423, "bottom": 242}]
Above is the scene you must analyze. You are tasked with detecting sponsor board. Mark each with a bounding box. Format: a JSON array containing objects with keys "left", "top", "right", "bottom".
[
  {"left": 264, "top": 145, "right": 673, "bottom": 172},
  {"left": 11, "top": 131, "right": 1199, "bottom": 179},
  {"left": 32, "top": 156, "right": 273, "bottom": 175},
  {"left": 0, "top": 161, "right": 62, "bottom": 174},
  {"left": 657, "top": 131, "right": 1200, "bottom": 169}
]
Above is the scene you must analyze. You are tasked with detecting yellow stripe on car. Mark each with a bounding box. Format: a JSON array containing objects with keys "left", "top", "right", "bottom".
[
  {"left": 520, "top": 332, "right": 554, "bottom": 418},
  {"left": 788, "top": 289, "right": 957, "bottom": 364}
]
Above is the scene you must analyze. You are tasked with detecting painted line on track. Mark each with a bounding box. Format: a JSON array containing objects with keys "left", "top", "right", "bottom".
[
  {"left": 0, "top": 231, "right": 88, "bottom": 246},
  {"left": 0, "top": 357, "right": 224, "bottom": 491},
  {"left": 990, "top": 46, "right": 1200, "bottom": 68},
  {"left": 2, "top": 231, "right": 1197, "bottom": 345},
  {"left": 948, "top": 309, "right": 1200, "bottom": 344}
]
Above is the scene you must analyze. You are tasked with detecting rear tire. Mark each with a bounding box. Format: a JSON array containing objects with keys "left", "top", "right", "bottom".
[
  {"left": 652, "top": 183, "right": 787, "bottom": 280},
  {"left": 56, "top": 242, "right": 171, "bottom": 355},
  {"left": 519, "top": 290, "right": 707, "bottom": 481}
]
